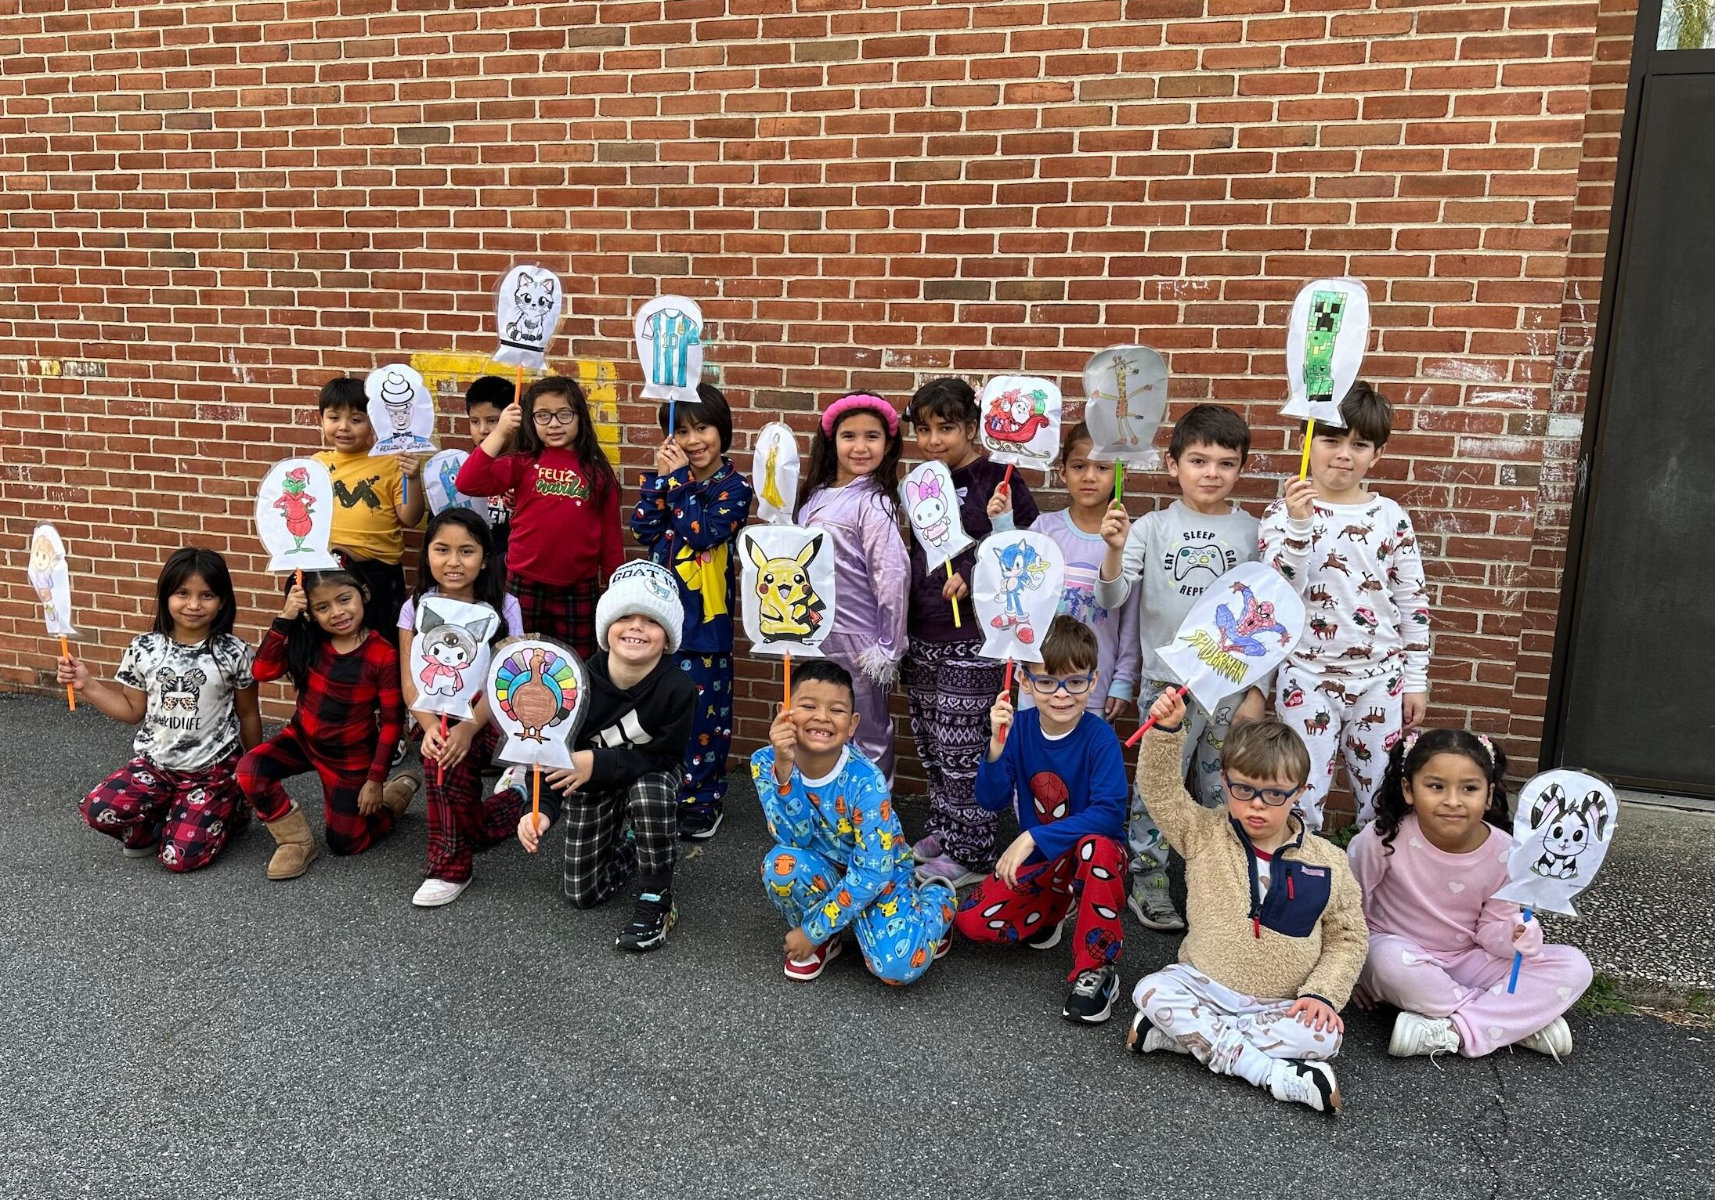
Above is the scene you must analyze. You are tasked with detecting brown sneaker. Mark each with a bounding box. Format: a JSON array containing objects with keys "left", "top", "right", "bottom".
[{"left": 262, "top": 804, "right": 320, "bottom": 881}]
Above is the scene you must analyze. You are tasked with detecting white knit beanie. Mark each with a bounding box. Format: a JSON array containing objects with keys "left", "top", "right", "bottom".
[{"left": 597, "top": 560, "right": 685, "bottom": 655}]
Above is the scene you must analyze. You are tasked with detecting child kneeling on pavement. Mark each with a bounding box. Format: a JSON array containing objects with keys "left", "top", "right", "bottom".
[
  {"left": 954, "top": 616, "right": 1131, "bottom": 1025},
  {"left": 515, "top": 561, "right": 696, "bottom": 952},
  {"left": 1128, "top": 688, "right": 1368, "bottom": 1114},
  {"left": 752, "top": 658, "right": 956, "bottom": 984}
]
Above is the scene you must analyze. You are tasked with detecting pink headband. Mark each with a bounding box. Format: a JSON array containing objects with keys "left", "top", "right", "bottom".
[
  {"left": 821, "top": 393, "right": 899, "bottom": 437},
  {"left": 1404, "top": 729, "right": 1496, "bottom": 765}
]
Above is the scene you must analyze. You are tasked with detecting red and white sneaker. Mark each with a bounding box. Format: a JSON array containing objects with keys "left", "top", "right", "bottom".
[{"left": 784, "top": 936, "right": 844, "bottom": 982}]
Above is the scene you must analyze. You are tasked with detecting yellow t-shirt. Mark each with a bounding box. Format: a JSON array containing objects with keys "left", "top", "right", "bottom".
[{"left": 315, "top": 450, "right": 406, "bottom": 565}]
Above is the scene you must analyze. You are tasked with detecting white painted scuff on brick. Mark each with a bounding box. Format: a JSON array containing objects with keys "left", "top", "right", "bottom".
[
  {"left": 1493, "top": 562, "right": 1531, "bottom": 611},
  {"left": 1548, "top": 415, "right": 1584, "bottom": 439},
  {"left": 1423, "top": 359, "right": 1504, "bottom": 382},
  {"left": 1459, "top": 435, "right": 1533, "bottom": 458},
  {"left": 226, "top": 349, "right": 253, "bottom": 384},
  {"left": 1469, "top": 389, "right": 1533, "bottom": 408}
]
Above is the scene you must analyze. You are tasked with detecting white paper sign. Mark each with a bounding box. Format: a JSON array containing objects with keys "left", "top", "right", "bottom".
[
  {"left": 1492, "top": 770, "right": 1618, "bottom": 918},
  {"left": 900, "top": 460, "right": 973, "bottom": 565},
  {"left": 255, "top": 458, "right": 340, "bottom": 573},
  {"left": 1283, "top": 277, "right": 1370, "bottom": 426},
  {"left": 424, "top": 449, "right": 488, "bottom": 521},
  {"left": 26, "top": 523, "right": 76, "bottom": 638},
  {"left": 635, "top": 295, "right": 705, "bottom": 404},
  {"left": 972, "top": 530, "right": 1065, "bottom": 664},
  {"left": 737, "top": 524, "right": 836, "bottom": 658},
  {"left": 486, "top": 637, "right": 588, "bottom": 769},
  {"left": 493, "top": 264, "right": 566, "bottom": 370},
  {"left": 365, "top": 364, "right": 437, "bottom": 455},
  {"left": 752, "top": 421, "right": 801, "bottom": 524},
  {"left": 1156, "top": 561, "right": 1305, "bottom": 713},
  {"left": 979, "top": 375, "right": 1062, "bottom": 472},
  {"left": 410, "top": 597, "right": 500, "bottom": 722},
  {"left": 1084, "top": 345, "right": 1170, "bottom": 469}
]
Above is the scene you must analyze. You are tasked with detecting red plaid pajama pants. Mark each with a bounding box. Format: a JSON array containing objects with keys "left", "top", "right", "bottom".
[
  {"left": 422, "top": 723, "right": 524, "bottom": 883},
  {"left": 79, "top": 752, "right": 247, "bottom": 873},
  {"left": 236, "top": 725, "right": 395, "bottom": 856},
  {"left": 507, "top": 572, "right": 598, "bottom": 661}
]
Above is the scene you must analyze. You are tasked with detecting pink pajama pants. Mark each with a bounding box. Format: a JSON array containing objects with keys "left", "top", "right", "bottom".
[{"left": 1361, "top": 934, "right": 1592, "bottom": 1057}]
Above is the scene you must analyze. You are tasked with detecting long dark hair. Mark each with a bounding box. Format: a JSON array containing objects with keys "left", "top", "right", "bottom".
[
  {"left": 514, "top": 375, "right": 617, "bottom": 507},
  {"left": 414, "top": 508, "right": 509, "bottom": 647},
  {"left": 282, "top": 558, "right": 368, "bottom": 693},
  {"left": 154, "top": 547, "right": 237, "bottom": 641},
  {"left": 1373, "top": 728, "right": 1510, "bottom": 853},
  {"left": 795, "top": 395, "right": 903, "bottom": 517}
]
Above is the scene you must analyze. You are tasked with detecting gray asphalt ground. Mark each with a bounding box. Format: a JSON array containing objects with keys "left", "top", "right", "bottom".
[{"left": 2, "top": 692, "right": 1712, "bottom": 1200}]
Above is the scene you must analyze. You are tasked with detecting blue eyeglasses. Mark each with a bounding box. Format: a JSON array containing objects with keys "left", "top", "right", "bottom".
[
  {"left": 1221, "top": 771, "right": 1303, "bottom": 807},
  {"left": 1022, "top": 670, "right": 1095, "bottom": 697}
]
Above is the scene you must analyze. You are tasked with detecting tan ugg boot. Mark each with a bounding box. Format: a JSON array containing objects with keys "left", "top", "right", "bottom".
[
  {"left": 382, "top": 774, "right": 420, "bottom": 818},
  {"left": 262, "top": 804, "right": 320, "bottom": 881}
]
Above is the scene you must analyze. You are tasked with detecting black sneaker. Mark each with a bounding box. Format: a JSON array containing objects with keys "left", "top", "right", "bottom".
[
  {"left": 615, "top": 891, "right": 677, "bottom": 953},
  {"left": 1025, "top": 914, "right": 1068, "bottom": 951},
  {"left": 677, "top": 809, "right": 724, "bottom": 841},
  {"left": 1062, "top": 965, "right": 1120, "bottom": 1025}
]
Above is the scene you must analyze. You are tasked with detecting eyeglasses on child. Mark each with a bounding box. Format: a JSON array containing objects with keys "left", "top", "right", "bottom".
[
  {"left": 1221, "top": 771, "right": 1303, "bottom": 807},
  {"left": 1022, "top": 669, "right": 1095, "bottom": 697}
]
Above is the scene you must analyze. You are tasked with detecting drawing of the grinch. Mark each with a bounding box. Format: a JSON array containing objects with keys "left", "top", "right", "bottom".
[{"left": 272, "top": 467, "right": 316, "bottom": 554}]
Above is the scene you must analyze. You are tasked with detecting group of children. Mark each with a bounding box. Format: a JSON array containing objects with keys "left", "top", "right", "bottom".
[{"left": 56, "top": 371, "right": 1594, "bottom": 1115}]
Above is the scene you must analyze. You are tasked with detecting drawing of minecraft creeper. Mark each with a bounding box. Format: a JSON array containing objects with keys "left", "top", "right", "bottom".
[{"left": 1303, "top": 290, "right": 1347, "bottom": 403}]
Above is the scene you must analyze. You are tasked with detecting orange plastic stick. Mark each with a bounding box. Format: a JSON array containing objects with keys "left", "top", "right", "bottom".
[
  {"left": 530, "top": 763, "right": 540, "bottom": 846},
  {"left": 1125, "top": 684, "right": 1188, "bottom": 748},
  {"left": 784, "top": 651, "right": 793, "bottom": 708},
  {"left": 59, "top": 635, "right": 74, "bottom": 711}
]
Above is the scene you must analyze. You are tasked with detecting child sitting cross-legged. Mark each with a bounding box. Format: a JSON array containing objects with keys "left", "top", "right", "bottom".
[
  {"left": 752, "top": 658, "right": 957, "bottom": 985},
  {"left": 954, "top": 616, "right": 1131, "bottom": 1025},
  {"left": 1127, "top": 688, "right": 1368, "bottom": 1115}
]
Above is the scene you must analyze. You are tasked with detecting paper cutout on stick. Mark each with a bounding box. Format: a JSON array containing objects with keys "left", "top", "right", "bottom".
[
  {"left": 752, "top": 422, "right": 801, "bottom": 524},
  {"left": 255, "top": 458, "right": 340, "bottom": 573},
  {"left": 27, "top": 523, "right": 77, "bottom": 638},
  {"left": 737, "top": 524, "right": 836, "bottom": 658},
  {"left": 424, "top": 449, "right": 488, "bottom": 521},
  {"left": 635, "top": 295, "right": 705, "bottom": 404},
  {"left": 493, "top": 264, "right": 566, "bottom": 369},
  {"left": 1283, "top": 278, "right": 1370, "bottom": 426},
  {"left": 365, "top": 364, "right": 437, "bottom": 456},
  {"left": 971, "top": 530, "right": 1065, "bottom": 664},
  {"left": 486, "top": 638, "right": 588, "bottom": 769},
  {"left": 410, "top": 597, "right": 500, "bottom": 722},
  {"left": 1084, "top": 346, "right": 1170, "bottom": 469},
  {"left": 1492, "top": 770, "right": 1618, "bottom": 918},
  {"left": 900, "top": 460, "right": 973, "bottom": 564},
  {"left": 1156, "top": 561, "right": 1305, "bottom": 713},
  {"left": 979, "top": 375, "right": 1062, "bottom": 472}
]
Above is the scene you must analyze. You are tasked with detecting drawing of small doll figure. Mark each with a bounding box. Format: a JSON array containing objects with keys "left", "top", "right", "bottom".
[
  {"left": 417, "top": 621, "right": 481, "bottom": 698},
  {"left": 273, "top": 467, "right": 316, "bottom": 553}
]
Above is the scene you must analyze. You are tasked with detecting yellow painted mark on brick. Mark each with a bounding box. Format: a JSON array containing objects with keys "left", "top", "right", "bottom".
[
  {"left": 411, "top": 351, "right": 620, "bottom": 455},
  {"left": 575, "top": 358, "right": 621, "bottom": 459}
]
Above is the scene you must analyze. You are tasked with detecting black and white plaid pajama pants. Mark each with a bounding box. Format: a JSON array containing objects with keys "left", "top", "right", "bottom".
[{"left": 559, "top": 768, "right": 679, "bottom": 907}]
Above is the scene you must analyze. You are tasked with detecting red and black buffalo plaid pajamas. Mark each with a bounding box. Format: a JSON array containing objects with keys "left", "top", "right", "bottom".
[
  {"left": 507, "top": 572, "right": 598, "bottom": 661},
  {"left": 421, "top": 723, "right": 524, "bottom": 883},
  {"left": 239, "top": 621, "right": 405, "bottom": 855}
]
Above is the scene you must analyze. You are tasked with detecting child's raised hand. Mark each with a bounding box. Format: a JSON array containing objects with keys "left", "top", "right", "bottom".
[
  {"left": 55, "top": 653, "right": 88, "bottom": 690},
  {"left": 655, "top": 440, "right": 690, "bottom": 476},
  {"left": 496, "top": 402, "right": 524, "bottom": 441},
  {"left": 986, "top": 481, "right": 1013, "bottom": 520},
  {"left": 1148, "top": 687, "right": 1186, "bottom": 731},
  {"left": 281, "top": 582, "right": 307, "bottom": 621},
  {"left": 940, "top": 570, "right": 969, "bottom": 602},
  {"left": 395, "top": 451, "right": 426, "bottom": 480},
  {"left": 769, "top": 705, "right": 798, "bottom": 778},
  {"left": 1100, "top": 501, "right": 1131, "bottom": 551},
  {"left": 1286, "top": 996, "right": 1344, "bottom": 1034},
  {"left": 988, "top": 692, "right": 1015, "bottom": 742},
  {"left": 516, "top": 811, "right": 549, "bottom": 854},
  {"left": 1283, "top": 477, "right": 1318, "bottom": 522}
]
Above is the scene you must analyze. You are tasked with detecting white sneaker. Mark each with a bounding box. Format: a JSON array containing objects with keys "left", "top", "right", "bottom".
[
  {"left": 1126, "top": 1010, "right": 1190, "bottom": 1055},
  {"left": 411, "top": 877, "right": 468, "bottom": 908},
  {"left": 1517, "top": 1017, "right": 1572, "bottom": 1062},
  {"left": 1267, "top": 1059, "right": 1342, "bottom": 1114},
  {"left": 1389, "top": 1011, "right": 1462, "bottom": 1058}
]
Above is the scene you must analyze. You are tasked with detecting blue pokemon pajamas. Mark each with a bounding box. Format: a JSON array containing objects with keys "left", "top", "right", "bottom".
[
  {"left": 752, "top": 745, "right": 955, "bottom": 986},
  {"left": 677, "top": 651, "right": 734, "bottom": 820}
]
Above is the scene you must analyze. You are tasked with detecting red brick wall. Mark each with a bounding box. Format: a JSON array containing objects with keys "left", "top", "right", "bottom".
[{"left": 0, "top": 1, "right": 1623, "bottom": 790}]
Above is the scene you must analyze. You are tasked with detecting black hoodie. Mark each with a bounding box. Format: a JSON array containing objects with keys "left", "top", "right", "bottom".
[{"left": 538, "top": 651, "right": 695, "bottom": 823}]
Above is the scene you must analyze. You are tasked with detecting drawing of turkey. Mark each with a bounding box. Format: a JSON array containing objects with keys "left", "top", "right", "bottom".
[{"left": 485, "top": 638, "right": 588, "bottom": 768}]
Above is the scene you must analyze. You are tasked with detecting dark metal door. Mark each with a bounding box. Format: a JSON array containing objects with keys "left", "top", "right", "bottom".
[{"left": 1553, "top": 56, "right": 1715, "bottom": 794}]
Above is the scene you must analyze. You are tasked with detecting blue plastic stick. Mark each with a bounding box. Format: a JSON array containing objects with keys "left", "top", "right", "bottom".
[{"left": 1506, "top": 906, "right": 1533, "bottom": 994}]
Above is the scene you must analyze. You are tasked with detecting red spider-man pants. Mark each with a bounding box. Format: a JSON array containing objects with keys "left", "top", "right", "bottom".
[{"left": 954, "top": 833, "right": 1127, "bottom": 980}]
